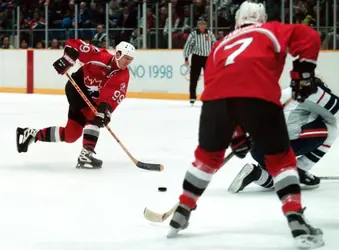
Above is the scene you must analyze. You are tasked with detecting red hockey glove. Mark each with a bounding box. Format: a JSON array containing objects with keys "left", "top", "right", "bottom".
[
  {"left": 93, "top": 102, "right": 112, "bottom": 128},
  {"left": 230, "top": 126, "right": 252, "bottom": 159},
  {"left": 290, "top": 60, "right": 317, "bottom": 103},
  {"left": 53, "top": 46, "right": 79, "bottom": 75}
]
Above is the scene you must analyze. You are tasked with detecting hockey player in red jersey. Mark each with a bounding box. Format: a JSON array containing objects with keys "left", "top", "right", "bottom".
[
  {"left": 16, "top": 39, "right": 135, "bottom": 169},
  {"left": 168, "top": 1, "right": 324, "bottom": 249}
]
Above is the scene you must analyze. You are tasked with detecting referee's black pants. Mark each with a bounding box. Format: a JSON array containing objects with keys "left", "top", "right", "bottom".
[{"left": 190, "top": 54, "right": 207, "bottom": 100}]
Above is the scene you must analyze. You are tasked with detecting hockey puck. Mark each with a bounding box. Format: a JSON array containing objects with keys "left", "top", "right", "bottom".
[{"left": 158, "top": 187, "right": 167, "bottom": 192}]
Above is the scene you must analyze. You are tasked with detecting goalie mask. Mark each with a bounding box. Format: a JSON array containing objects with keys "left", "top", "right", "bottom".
[{"left": 235, "top": 1, "right": 267, "bottom": 29}]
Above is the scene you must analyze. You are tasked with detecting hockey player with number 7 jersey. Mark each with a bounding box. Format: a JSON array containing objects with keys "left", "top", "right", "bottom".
[
  {"left": 168, "top": 1, "right": 324, "bottom": 249},
  {"left": 16, "top": 39, "right": 136, "bottom": 169}
]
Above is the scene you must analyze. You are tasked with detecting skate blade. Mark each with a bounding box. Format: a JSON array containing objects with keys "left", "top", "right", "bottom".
[
  {"left": 295, "top": 235, "right": 324, "bottom": 249},
  {"left": 167, "top": 227, "right": 180, "bottom": 238},
  {"left": 301, "top": 184, "right": 320, "bottom": 190},
  {"left": 228, "top": 164, "right": 254, "bottom": 193},
  {"left": 76, "top": 163, "right": 102, "bottom": 169}
]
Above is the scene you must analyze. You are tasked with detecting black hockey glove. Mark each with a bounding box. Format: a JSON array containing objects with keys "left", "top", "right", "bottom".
[
  {"left": 53, "top": 46, "right": 79, "bottom": 75},
  {"left": 93, "top": 102, "right": 112, "bottom": 128},
  {"left": 230, "top": 126, "right": 252, "bottom": 159},
  {"left": 290, "top": 59, "right": 317, "bottom": 103}
]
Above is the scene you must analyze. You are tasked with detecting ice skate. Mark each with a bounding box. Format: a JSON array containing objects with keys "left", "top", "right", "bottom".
[
  {"left": 190, "top": 99, "right": 196, "bottom": 106},
  {"left": 286, "top": 208, "right": 324, "bottom": 249},
  {"left": 16, "top": 127, "right": 38, "bottom": 153},
  {"left": 76, "top": 148, "right": 103, "bottom": 169},
  {"left": 228, "top": 163, "right": 261, "bottom": 193},
  {"left": 167, "top": 204, "right": 194, "bottom": 238},
  {"left": 298, "top": 169, "right": 320, "bottom": 190}
]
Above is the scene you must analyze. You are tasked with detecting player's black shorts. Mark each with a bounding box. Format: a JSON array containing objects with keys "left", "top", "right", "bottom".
[
  {"left": 251, "top": 117, "right": 327, "bottom": 168},
  {"left": 198, "top": 97, "right": 290, "bottom": 156},
  {"left": 65, "top": 67, "right": 96, "bottom": 126}
]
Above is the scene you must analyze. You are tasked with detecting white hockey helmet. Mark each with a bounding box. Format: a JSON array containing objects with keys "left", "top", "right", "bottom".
[
  {"left": 235, "top": 1, "right": 267, "bottom": 29},
  {"left": 115, "top": 41, "right": 136, "bottom": 59}
]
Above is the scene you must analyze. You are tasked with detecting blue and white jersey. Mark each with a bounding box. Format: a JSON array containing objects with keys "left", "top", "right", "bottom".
[{"left": 281, "top": 84, "right": 338, "bottom": 143}]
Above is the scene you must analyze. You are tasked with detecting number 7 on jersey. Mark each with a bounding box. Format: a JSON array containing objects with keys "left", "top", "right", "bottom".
[{"left": 224, "top": 37, "right": 253, "bottom": 66}]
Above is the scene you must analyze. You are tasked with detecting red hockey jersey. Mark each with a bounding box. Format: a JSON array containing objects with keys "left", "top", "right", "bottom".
[
  {"left": 201, "top": 22, "right": 321, "bottom": 106},
  {"left": 65, "top": 39, "right": 130, "bottom": 112}
]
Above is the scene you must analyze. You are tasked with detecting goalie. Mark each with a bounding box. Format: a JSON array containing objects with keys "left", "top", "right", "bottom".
[
  {"left": 16, "top": 39, "right": 136, "bottom": 169},
  {"left": 229, "top": 76, "right": 339, "bottom": 193}
]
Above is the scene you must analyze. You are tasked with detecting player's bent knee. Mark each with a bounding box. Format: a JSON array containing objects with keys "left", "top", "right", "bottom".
[
  {"left": 194, "top": 146, "right": 225, "bottom": 169},
  {"left": 264, "top": 147, "right": 297, "bottom": 177},
  {"left": 64, "top": 119, "right": 83, "bottom": 143}
]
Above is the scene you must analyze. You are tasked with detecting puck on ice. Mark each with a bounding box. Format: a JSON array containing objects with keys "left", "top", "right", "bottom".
[{"left": 158, "top": 187, "right": 167, "bottom": 192}]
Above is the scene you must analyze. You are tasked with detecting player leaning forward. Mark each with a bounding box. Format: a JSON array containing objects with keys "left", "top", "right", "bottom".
[
  {"left": 16, "top": 39, "right": 136, "bottom": 169},
  {"left": 229, "top": 77, "right": 339, "bottom": 193},
  {"left": 168, "top": 2, "right": 324, "bottom": 249}
]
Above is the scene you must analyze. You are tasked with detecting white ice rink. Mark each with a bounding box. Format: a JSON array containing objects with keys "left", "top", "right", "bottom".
[{"left": 0, "top": 93, "right": 338, "bottom": 250}]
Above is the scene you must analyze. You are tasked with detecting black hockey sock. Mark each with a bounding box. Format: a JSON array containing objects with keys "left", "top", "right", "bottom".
[
  {"left": 37, "top": 127, "right": 65, "bottom": 142},
  {"left": 273, "top": 169, "right": 302, "bottom": 214},
  {"left": 254, "top": 167, "right": 274, "bottom": 188},
  {"left": 265, "top": 149, "right": 303, "bottom": 214},
  {"left": 179, "top": 159, "right": 217, "bottom": 209},
  {"left": 82, "top": 123, "right": 100, "bottom": 151}
]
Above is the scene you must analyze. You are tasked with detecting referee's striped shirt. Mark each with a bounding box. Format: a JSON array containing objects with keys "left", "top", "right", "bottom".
[{"left": 183, "top": 29, "right": 216, "bottom": 59}]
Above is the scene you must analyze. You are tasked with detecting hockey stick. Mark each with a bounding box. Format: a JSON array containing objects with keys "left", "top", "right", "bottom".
[
  {"left": 143, "top": 152, "right": 235, "bottom": 223},
  {"left": 319, "top": 176, "right": 339, "bottom": 180},
  {"left": 65, "top": 72, "right": 164, "bottom": 172}
]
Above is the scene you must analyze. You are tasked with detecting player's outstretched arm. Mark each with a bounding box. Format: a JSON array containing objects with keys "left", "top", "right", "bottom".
[{"left": 283, "top": 24, "right": 321, "bottom": 103}]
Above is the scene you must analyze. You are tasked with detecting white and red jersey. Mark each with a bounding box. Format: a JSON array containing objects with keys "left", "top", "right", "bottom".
[
  {"left": 65, "top": 39, "right": 130, "bottom": 112},
  {"left": 281, "top": 85, "right": 338, "bottom": 142},
  {"left": 201, "top": 22, "right": 321, "bottom": 106}
]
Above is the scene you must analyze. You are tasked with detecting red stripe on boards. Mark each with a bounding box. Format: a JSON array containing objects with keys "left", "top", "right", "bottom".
[{"left": 26, "top": 50, "right": 34, "bottom": 93}]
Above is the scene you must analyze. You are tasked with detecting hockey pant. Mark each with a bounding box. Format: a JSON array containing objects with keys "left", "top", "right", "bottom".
[
  {"left": 36, "top": 69, "right": 101, "bottom": 151},
  {"left": 177, "top": 98, "right": 301, "bottom": 215},
  {"left": 251, "top": 117, "right": 334, "bottom": 174}
]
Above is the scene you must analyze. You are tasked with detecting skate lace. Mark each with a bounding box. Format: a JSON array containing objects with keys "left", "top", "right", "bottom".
[
  {"left": 299, "top": 207, "right": 316, "bottom": 230},
  {"left": 81, "top": 148, "right": 93, "bottom": 156},
  {"left": 78, "top": 148, "right": 94, "bottom": 162},
  {"left": 305, "top": 171, "right": 315, "bottom": 180},
  {"left": 23, "top": 129, "right": 38, "bottom": 145}
]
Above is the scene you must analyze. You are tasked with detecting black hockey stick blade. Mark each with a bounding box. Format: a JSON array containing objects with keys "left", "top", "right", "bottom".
[
  {"left": 319, "top": 176, "right": 339, "bottom": 180},
  {"left": 136, "top": 161, "right": 164, "bottom": 171}
]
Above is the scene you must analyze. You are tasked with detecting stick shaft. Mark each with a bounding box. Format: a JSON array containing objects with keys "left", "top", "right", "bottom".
[
  {"left": 222, "top": 152, "right": 234, "bottom": 166},
  {"left": 319, "top": 176, "right": 339, "bottom": 180},
  {"left": 65, "top": 72, "right": 138, "bottom": 164}
]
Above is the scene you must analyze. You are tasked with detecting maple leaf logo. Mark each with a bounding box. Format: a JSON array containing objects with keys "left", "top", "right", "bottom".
[
  {"left": 120, "top": 82, "right": 126, "bottom": 92},
  {"left": 84, "top": 76, "right": 102, "bottom": 86}
]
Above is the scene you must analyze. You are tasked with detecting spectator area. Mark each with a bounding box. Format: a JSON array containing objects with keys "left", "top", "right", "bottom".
[{"left": 0, "top": 0, "right": 338, "bottom": 50}]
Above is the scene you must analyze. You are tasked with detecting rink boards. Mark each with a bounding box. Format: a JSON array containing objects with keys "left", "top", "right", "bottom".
[{"left": 0, "top": 50, "right": 338, "bottom": 99}]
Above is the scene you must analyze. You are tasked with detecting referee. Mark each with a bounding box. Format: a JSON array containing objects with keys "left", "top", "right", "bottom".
[{"left": 183, "top": 17, "right": 216, "bottom": 105}]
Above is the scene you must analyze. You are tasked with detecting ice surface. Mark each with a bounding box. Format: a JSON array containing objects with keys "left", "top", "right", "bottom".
[{"left": 0, "top": 93, "right": 338, "bottom": 250}]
